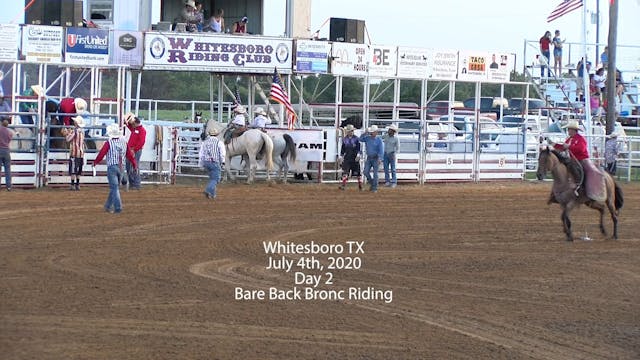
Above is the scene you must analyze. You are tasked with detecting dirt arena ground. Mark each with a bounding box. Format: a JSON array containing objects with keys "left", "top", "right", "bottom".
[{"left": 1, "top": 180, "right": 639, "bottom": 359}]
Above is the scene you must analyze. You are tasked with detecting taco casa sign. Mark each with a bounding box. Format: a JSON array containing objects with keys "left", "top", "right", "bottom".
[{"left": 144, "top": 32, "right": 292, "bottom": 73}]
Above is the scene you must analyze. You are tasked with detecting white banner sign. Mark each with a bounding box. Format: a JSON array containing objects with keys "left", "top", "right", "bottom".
[
  {"left": 457, "top": 51, "right": 489, "bottom": 82},
  {"left": 486, "top": 52, "right": 513, "bottom": 83},
  {"left": 267, "top": 128, "right": 324, "bottom": 162},
  {"left": 369, "top": 45, "right": 397, "bottom": 78},
  {"left": 143, "top": 32, "right": 292, "bottom": 73},
  {"left": 330, "top": 42, "right": 369, "bottom": 77},
  {"left": 21, "top": 25, "right": 63, "bottom": 63},
  {"left": 0, "top": 24, "right": 20, "bottom": 61},
  {"left": 396, "top": 47, "right": 430, "bottom": 79},
  {"left": 430, "top": 49, "right": 459, "bottom": 80}
]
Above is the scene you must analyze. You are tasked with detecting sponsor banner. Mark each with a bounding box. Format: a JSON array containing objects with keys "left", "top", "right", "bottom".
[
  {"left": 330, "top": 42, "right": 369, "bottom": 77},
  {"left": 294, "top": 40, "right": 330, "bottom": 74},
  {"left": 430, "top": 49, "right": 458, "bottom": 80},
  {"left": 267, "top": 128, "right": 324, "bottom": 162},
  {"left": 143, "top": 32, "right": 292, "bottom": 73},
  {"left": 486, "top": 52, "right": 513, "bottom": 83},
  {"left": 65, "top": 27, "right": 109, "bottom": 65},
  {"left": 396, "top": 47, "right": 430, "bottom": 79},
  {"left": 457, "top": 51, "right": 489, "bottom": 82},
  {"left": 0, "top": 24, "right": 20, "bottom": 61},
  {"left": 369, "top": 45, "right": 397, "bottom": 78},
  {"left": 21, "top": 25, "right": 63, "bottom": 63},
  {"left": 111, "top": 30, "right": 143, "bottom": 66}
]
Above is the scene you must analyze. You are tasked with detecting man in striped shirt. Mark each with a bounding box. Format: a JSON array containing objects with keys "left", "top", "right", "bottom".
[
  {"left": 199, "top": 126, "right": 225, "bottom": 199},
  {"left": 61, "top": 116, "right": 86, "bottom": 190},
  {"left": 94, "top": 124, "right": 137, "bottom": 214}
]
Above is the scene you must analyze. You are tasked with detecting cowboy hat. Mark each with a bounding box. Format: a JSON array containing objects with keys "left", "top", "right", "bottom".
[
  {"left": 367, "top": 124, "right": 379, "bottom": 133},
  {"left": 71, "top": 116, "right": 85, "bottom": 128},
  {"left": 74, "top": 98, "right": 87, "bottom": 113},
  {"left": 30, "top": 85, "right": 45, "bottom": 97},
  {"left": 106, "top": 123, "right": 122, "bottom": 138},
  {"left": 562, "top": 120, "right": 581, "bottom": 131},
  {"left": 241, "top": 16, "right": 248, "bottom": 23},
  {"left": 234, "top": 105, "right": 246, "bottom": 114},
  {"left": 124, "top": 112, "right": 136, "bottom": 124},
  {"left": 185, "top": 0, "right": 196, "bottom": 9},
  {"left": 207, "top": 127, "right": 220, "bottom": 136},
  {"left": 253, "top": 107, "right": 267, "bottom": 116},
  {"left": 387, "top": 124, "right": 398, "bottom": 132},
  {"left": 344, "top": 124, "right": 355, "bottom": 132}
]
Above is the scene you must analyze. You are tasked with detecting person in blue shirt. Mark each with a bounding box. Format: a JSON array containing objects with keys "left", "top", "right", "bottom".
[{"left": 359, "top": 124, "right": 384, "bottom": 193}]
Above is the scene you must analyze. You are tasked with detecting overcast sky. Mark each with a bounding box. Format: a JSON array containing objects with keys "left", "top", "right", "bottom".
[{"left": 2, "top": 0, "right": 638, "bottom": 74}]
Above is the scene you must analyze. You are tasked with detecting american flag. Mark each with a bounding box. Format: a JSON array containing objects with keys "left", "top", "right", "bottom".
[
  {"left": 547, "top": 0, "right": 583, "bottom": 22},
  {"left": 269, "top": 68, "right": 297, "bottom": 130}
]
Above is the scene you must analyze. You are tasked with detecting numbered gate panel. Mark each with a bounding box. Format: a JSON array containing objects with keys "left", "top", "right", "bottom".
[
  {"left": 2, "top": 152, "right": 38, "bottom": 188},
  {"left": 477, "top": 154, "right": 525, "bottom": 180},
  {"left": 424, "top": 152, "right": 474, "bottom": 182},
  {"left": 45, "top": 152, "right": 108, "bottom": 186}
]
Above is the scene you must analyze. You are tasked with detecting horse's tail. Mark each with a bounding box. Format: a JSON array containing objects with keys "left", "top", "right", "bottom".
[
  {"left": 614, "top": 181, "right": 624, "bottom": 211},
  {"left": 260, "top": 131, "right": 274, "bottom": 171},
  {"left": 282, "top": 133, "right": 296, "bottom": 162}
]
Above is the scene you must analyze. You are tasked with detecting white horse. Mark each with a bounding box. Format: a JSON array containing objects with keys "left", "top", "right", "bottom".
[
  {"left": 206, "top": 119, "right": 274, "bottom": 184},
  {"left": 270, "top": 133, "right": 297, "bottom": 183}
]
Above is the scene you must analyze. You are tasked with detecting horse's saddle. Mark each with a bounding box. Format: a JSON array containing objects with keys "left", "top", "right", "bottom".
[{"left": 224, "top": 126, "right": 247, "bottom": 144}]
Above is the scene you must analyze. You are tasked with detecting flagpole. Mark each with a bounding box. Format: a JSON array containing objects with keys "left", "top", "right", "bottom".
[{"left": 582, "top": 0, "right": 591, "bottom": 150}]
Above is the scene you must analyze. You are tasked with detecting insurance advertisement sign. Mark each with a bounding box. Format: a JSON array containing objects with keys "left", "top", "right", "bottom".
[
  {"left": 65, "top": 27, "right": 110, "bottom": 65},
  {"left": 486, "top": 52, "right": 513, "bottom": 83},
  {"left": 143, "top": 33, "right": 292, "bottom": 73},
  {"left": 21, "top": 25, "right": 63, "bottom": 63},
  {"left": 430, "top": 49, "right": 459, "bottom": 80}
]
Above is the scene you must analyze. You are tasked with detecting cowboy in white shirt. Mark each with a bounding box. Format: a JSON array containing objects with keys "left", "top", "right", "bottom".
[
  {"left": 250, "top": 107, "right": 271, "bottom": 131},
  {"left": 225, "top": 105, "right": 247, "bottom": 143}
]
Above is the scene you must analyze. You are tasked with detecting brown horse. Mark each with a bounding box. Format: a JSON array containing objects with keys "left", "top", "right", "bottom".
[{"left": 536, "top": 146, "right": 623, "bottom": 241}]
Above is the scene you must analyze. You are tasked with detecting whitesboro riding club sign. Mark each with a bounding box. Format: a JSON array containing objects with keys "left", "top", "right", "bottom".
[{"left": 143, "top": 33, "right": 293, "bottom": 74}]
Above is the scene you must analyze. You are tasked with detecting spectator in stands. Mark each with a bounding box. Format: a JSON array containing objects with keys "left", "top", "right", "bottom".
[
  {"left": 93, "top": 124, "right": 136, "bottom": 214},
  {"left": 615, "top": 69, "right": 625, "bottom": 102},
  {"left": 204, "top": 8, "right": 225, "bottom": 33},
  {"left": 249, "top": 107, "right": 270, "bottom": 132},
  {"left": 604, "top": 132, "right": 619, "bottom": 176},
  {"left": 61, "top": 116, "right": 86, "bottom": 191},
  {"left": 539, "top": 31, "right": 552, "bottom": 78},
  {"left": 194, "top": 2, "right": 204, "bottom": 32},
  {"left": 224, "top": 105, "right": 247, "bottom": 144},
  {"left": 382, "top": 124, "right": 399, "bottom": 188},
  {"left": 338, "top": 124, "right": 362, "bottom": 191},
  {"left": 198, "top": 126, "right": 225, "bottom": 200},
  {"left": 576, "top": 58, "right": 591, "bottom": 101},
  {"left": 359, "top": 125, "right": 384, "bottom": 193},
  {"left": 0, "top": 118, "right": 14, "bottom": 191},
  {"left": 124, "top": 113, "right": 146, "bottom": 190},
  {"left": 593, "top": 67, "right": 606, "bottom": 97},
  {"left": 232, "top": 16, "right": 248, "bottom": 35},
  {"left": 552, "top": 30, "right": 565, "bottom": 76},
  {"left": 600, "top": 46, "right": 608, "bottom": 69},
  {"left": 180, "top": 0, "right": 199, "bottom": 32}
]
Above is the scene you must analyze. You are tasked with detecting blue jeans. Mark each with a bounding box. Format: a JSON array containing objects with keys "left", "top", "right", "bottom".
[
  {"left": 127, "top": 150, "right": 142, "bottom": 188},
  {"left": 363, "top": 157, "right": 380, "bottom": 191},
  {"left": 203, "top": 161, "right": 221, "bottom": 198},
  {"left": 0, "top": 149, "right": 11, "bottom": 188},
  {"left": 105, "top": 165, "right": 122, "bottom": 212},
  {"left": 383, "top": 152, "right": 397, "bottom": 184},
  {"left": 541, "top": 50, "right": 550, "bottom": 77}
]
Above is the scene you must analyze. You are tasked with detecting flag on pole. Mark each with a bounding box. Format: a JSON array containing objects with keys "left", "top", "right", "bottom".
[
  {"left": 234, "top": 87, "right": 242, "bottom": 105},
  {"left": 270, "top": 68, "right": 297, "bottom": 130},
  {"left": 547, "top": 0, "right": 583, "bottom": 22}
]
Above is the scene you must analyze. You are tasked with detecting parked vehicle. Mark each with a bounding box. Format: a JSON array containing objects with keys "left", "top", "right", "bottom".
[
  {"left": 499, "top": 115, "right": 550, "bottom": 133},
  {"left": 460, "top": 97, "right": 508, "bottom": 120},
  {"left": 505, "top": 98, "right": 547, "bottom": 116},
  {"left": 426, "top": 100, "right": 464, "bottom": 118}
]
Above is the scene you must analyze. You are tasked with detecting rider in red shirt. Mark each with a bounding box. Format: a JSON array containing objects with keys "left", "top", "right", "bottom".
[{"left": 548, "top": 120, "right": 589, "bottom": 190}]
